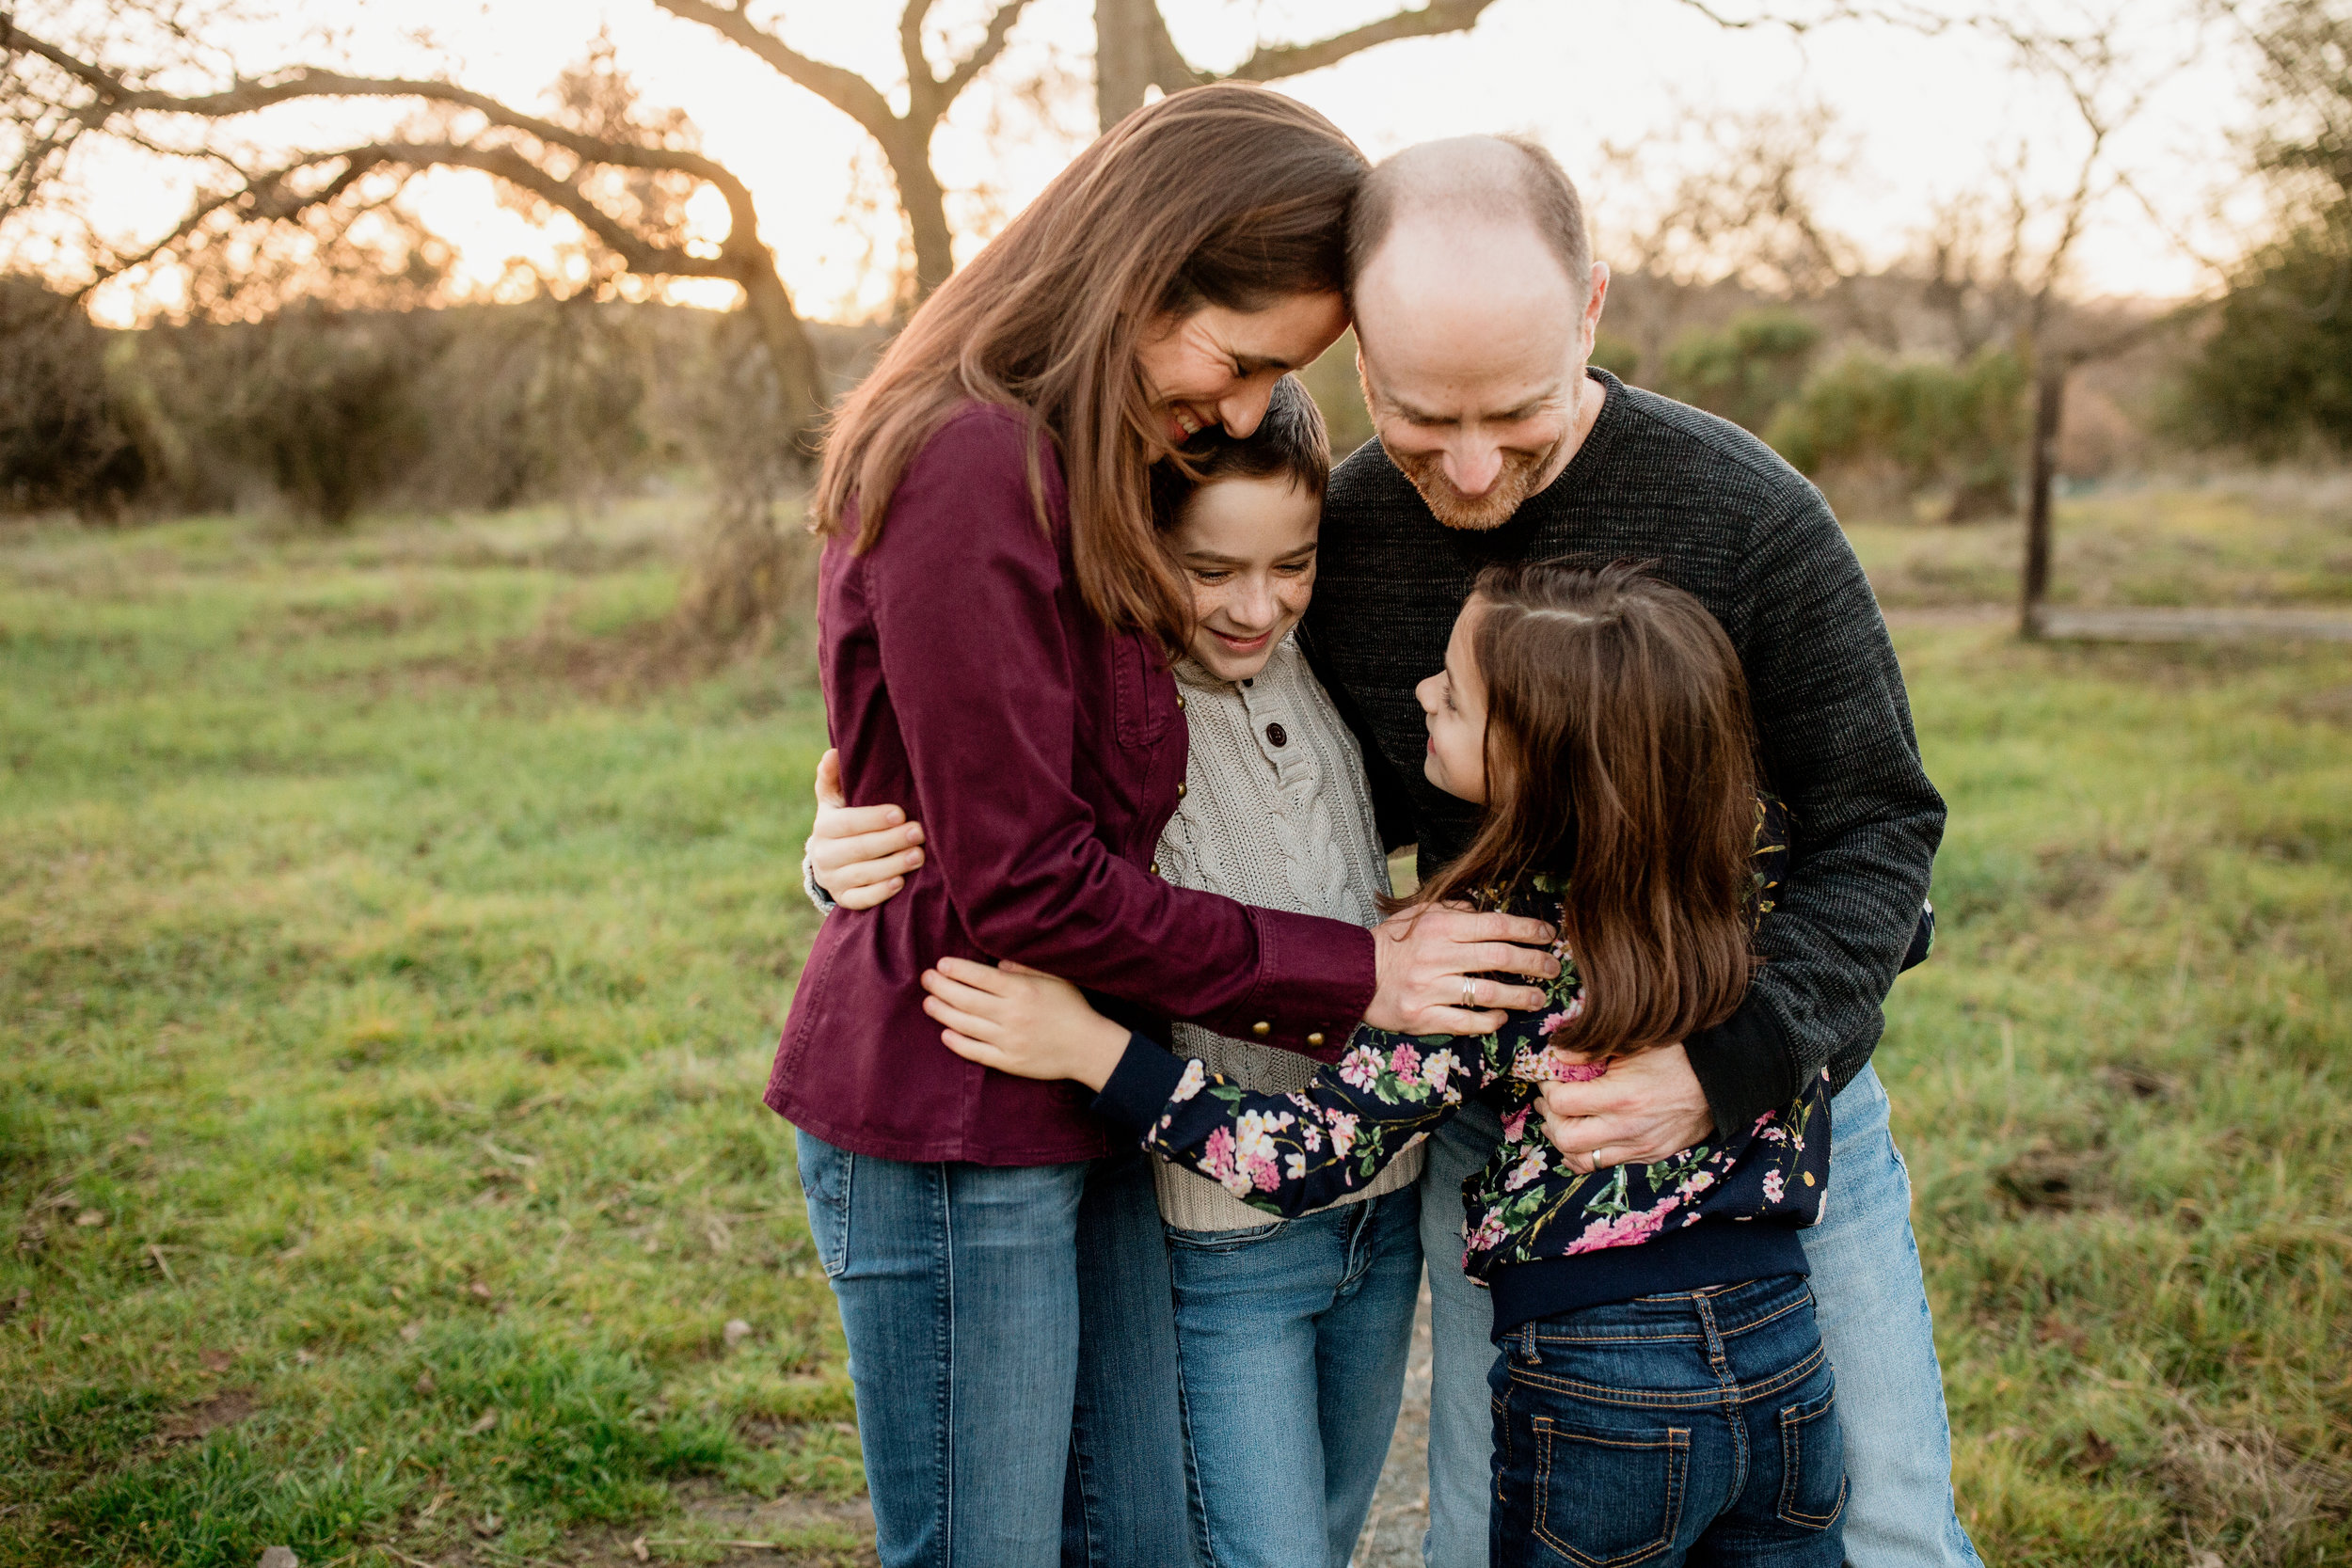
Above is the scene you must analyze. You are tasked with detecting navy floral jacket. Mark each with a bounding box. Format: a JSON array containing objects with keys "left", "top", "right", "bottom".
[{"left": 1092, "top": 809, "right": 1832, "bottom": 1310}]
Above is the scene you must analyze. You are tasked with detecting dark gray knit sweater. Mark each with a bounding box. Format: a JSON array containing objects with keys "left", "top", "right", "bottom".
[{"left": 1302, "top": 369, "right": 1944, "bottom": 1133}]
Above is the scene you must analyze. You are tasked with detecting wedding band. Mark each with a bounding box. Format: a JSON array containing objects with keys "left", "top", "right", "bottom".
[
  {"left": 1461, "top": 978, "right": 1478, "bottom": 1009},
  {"left": 1588, "top": 1145, "right": 1609, "bottom": 1167}
]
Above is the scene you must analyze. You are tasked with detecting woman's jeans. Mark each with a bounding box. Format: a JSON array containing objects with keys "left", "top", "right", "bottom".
[
  {"left": 1421, "top": 1065, "right": 1983, "bottom": 1568},
  {"left": 795, "top": 1131, "right": 1193, "bottom": 1568},
  {"left": 1166, "top": 1186, "right": 1422, "bottom": 1568},
  {"left": 1487, "top": 1275, "right": 1845, "bottom": 1568}
]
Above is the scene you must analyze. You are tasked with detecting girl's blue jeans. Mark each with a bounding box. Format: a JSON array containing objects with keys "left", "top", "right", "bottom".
[
  {"left": 794, "top": 1130, "right": 1194, "bottom": 1568},
  {"left": 1165, "top": 1185, "right": 1422, "bottom": 1568},
  {"left": 1422, "top": 1064, "right": 1983, "bottom": 1568},
  {"left": 1487, "top": 1275, "right": 1845, "bottom": 1568}
]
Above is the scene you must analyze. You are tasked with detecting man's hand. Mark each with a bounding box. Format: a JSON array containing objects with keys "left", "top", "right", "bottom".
[
  {"left": 1364, "top": 903, "right": 1560, "bottom": 1036},
  {"left": 1535, "top": 1043, "right": 1714, "bottom": 1172},
  {"left": 806, "top": 749, "right": 924, "bottom": 910}
]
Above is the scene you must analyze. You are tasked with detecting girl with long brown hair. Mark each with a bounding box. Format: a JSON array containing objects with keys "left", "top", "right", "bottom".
[
  {"left": 770, "top": 84, "right": 1561, "bottom": 1568},
  {"left": 922, "top": 561, "right": 1851, "bottom": 1568}
]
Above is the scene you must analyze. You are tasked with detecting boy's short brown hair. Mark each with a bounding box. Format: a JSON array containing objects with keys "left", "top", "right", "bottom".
[{"left": 1150, "top": 373, "right": 1330, "bottom": 531}]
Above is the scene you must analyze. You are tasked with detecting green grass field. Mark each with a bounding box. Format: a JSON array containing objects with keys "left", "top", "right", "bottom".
[{"left": 2, "top": 494, "right": 2347, "bottom": 1566}]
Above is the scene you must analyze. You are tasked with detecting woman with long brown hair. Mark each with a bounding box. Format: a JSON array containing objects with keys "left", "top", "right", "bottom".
[{"left": 771, "top": 84, "right": 1560, "bottom": 1567}]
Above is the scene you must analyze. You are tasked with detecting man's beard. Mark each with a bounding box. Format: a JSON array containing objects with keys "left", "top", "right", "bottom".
[{"left": 1391, "top": 441, "right": 1558, "bottom": 531}]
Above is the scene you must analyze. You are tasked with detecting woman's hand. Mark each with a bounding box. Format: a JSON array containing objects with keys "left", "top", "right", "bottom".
[
  {"left": 920, "top": 958, "right": 1132, "bottom": 1090},
  {"left": 1364, "top": 903, "right": 1562, "bottom": 1035},
  {"left": 807, "top": 750, "right": 925, "bottom": 910}
]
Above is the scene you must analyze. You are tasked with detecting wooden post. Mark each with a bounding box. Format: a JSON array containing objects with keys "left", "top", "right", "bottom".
[{"left": 2020, "top": 359, "right": 2067, "bottom": 639}]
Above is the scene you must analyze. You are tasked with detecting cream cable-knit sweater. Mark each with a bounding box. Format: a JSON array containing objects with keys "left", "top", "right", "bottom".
[{"left": 1151, "top": 636, "right": 1423, "bottom": 1232}]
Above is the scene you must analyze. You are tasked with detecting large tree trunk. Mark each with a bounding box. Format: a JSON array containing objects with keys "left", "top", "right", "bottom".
[
  {"left": 886, "top": 136, "right": 958, "bottom": 300},
  {"left": 738, "top": 262, "right": 828, "bottom": 462},
  {"left": 1094, "top": 0, "right": 1197, "bottom": 130}
]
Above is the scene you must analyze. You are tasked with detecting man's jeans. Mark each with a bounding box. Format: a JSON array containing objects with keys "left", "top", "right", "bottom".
[
  {"left": 796, "top": 1131, "right": 1193, "bottom": 1568},
  {"left": 1487, "top": 1274, "right": 1845, "bottom": 1568},
  {"left": 1420, "top": 1064, "right": 1984, "bottom": 1568},
  {"left": 1166, "top": 1187, "right": 1422, "bottom": 1568}
]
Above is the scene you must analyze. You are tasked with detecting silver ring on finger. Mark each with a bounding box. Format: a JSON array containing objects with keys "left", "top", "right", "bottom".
[
  {"left": 1589, "top": 1145, "right": 1611, "bottom": 1168},
  {"left": 1461, "top": 977, "right": 1478, "bottom": 1010}
]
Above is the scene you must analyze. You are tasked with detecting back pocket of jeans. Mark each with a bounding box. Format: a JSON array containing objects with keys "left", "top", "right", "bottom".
[
  {"left": 1776, "top": 1386, "right": 1847, "bottom": 1530},
  {"left": 794, "top": 1132, "right": 853, "bottom": 1280},
  {"left": 1530, "top": 1416, "right": 1688, "bottom": 1567}
]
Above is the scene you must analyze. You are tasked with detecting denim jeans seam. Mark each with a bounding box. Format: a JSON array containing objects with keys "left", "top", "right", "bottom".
[
  {"left": 931, "top": 1164, "right": 956, "bottom": 1568},
  {"left": 1171, "top": 1335, "right": 1220, "bottom": 1568},
  {"left": 1731, "top": 1344, "right": 1830, "bottom": 1407},
  {"left": 1505, "top": 1369, "right": 1744, "bottom": 1410},
  {"left": 1694, "top": 1291, "right": 1811, "bottom": 1343}
]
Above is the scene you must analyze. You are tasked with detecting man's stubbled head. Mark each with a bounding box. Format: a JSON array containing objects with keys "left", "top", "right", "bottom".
[{"left": 1346, "top": 135, "right": 1610, "bottom": 531}]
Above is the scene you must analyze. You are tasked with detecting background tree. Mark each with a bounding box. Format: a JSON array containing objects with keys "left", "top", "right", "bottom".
[
  {"left": 0, "top": 6, "right": 829, "bottom": 456},
  {"left": 2178, "top": 0, "right": 2352, "bottom": 454}
]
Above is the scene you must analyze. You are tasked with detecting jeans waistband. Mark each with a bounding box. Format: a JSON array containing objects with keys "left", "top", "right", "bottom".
[{"left": 1517, "top": 1269, "right": 1816, "bottom": 1343}]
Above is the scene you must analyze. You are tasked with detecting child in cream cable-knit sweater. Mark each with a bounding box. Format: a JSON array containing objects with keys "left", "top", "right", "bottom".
[{"left": 1120, "top": 376, "right": 1424, "bottom": 1568}]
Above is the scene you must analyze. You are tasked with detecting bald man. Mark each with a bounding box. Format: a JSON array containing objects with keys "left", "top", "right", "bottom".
[{"left": 1303, "top": 136, "right": 1979, "bottom": 1568}]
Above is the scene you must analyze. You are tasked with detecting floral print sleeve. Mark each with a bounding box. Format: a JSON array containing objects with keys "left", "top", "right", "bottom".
[
  {"left": 1105, "top": 802, "right": 1833, "bottom": 1282},
  {"left": 1133, "top": 1008, "right": 1521, "bottom": 1221}
]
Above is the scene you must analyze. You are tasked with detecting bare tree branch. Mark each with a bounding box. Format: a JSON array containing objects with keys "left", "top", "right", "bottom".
[
  {"left": 1664, "top": 0, "right": 1953, "bottom": 32},
  {"left": 646, "top": 0, "right": 898, "bottom": 142},
  {"left": 1221, "top": 0, "right": 1502, "bottom": 84},
  {"left": 939, "top": 1, "right": 1038, "bottom": 105},
  {"left": 2, "top": 15, "right": 826, "bottom": 461}
]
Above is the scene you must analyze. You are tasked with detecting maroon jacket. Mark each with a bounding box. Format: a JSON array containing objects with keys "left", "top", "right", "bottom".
[{"left": 767, "top": 404, "right": 1377, "bottom": 1164}]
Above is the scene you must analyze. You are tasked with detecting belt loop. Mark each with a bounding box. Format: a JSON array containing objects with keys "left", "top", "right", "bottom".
[
  {"left": 1693, "top": 1291, "right": 1729, "bottom": 1378},
  {"left": 1517, "top": 1321, "right": 1539, "bottom": 1365}
]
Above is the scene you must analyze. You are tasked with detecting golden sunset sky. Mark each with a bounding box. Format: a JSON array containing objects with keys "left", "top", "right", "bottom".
[{"left": 51, "top": 0, "right": 2256, "bottom": 325}]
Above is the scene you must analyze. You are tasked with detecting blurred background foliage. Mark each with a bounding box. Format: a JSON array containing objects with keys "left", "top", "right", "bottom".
[{"left": 0, "top": 0, "right": 2344, "bottom": 613}]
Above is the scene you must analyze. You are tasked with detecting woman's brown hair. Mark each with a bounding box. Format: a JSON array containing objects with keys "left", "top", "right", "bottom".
[
  {"left": 1409, "top": 560, "right": 1763, "bottom": 1059},
  {"left": 814, "top": 85, "right": 1366, "bottom": 655}
]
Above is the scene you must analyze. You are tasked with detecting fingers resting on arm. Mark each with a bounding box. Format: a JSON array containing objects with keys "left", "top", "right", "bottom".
[
  {"left": 1362, "top": 902, "right": 1562, "bottom": 1036},
  {"left": 918, "top": 956, "right": 1131, "bottom": 1090},
  {"left": 806, "top": 748, "right": 926, "bottom": 909},
  {"left": 1534, "top": 1043, "right": 1715, "bottom": 1173}
]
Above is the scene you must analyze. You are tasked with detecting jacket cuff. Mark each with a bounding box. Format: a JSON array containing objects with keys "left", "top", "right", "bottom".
[
  {"left": 1091, "top": 1035, "right": 1188, "bottom": 1139},
  {"left": 1209, "top": 910, "right": 1375, "bottom": 1060},
  {"left": 1683, "top": 993, "right": 1798, "bottom": 1137},
  {"left": 802, "top": 856, "right": 838, "bottom": 917}
]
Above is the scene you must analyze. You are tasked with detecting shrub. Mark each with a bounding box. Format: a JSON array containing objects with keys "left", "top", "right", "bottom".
[
  {"left": 151, "top": 306, "right": 440, "bottom": 526},
  {"left": 1767, "top": 344, "right": 2027, "bottom": 521},
  {"left": 1658, "top": 309, "right": 1822, "bottom": 436},
  {"left": 2175, "top": 216, "right": 2352, "bottom": 456},
  {"left": 0, "top": 277, "right": 153, "bottom": 517}
]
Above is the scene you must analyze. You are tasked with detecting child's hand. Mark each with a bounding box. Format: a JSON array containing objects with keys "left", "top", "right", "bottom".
[{"left": 920, "top": 958, "right": 1132, "bottom": 1091}]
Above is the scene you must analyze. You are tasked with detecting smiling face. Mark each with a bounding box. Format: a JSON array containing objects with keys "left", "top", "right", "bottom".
[
  {"left": 1168, "top": 473, "right": 1322, "bottom": 682},
  {"left": 1136, "top": 292, "right": 1350, "bottom": 445},
  {"left": 1417, "top": 597, "right": 1491, "bottom": 801},
  {"left": 1354, "top": 218, "right": 1610, "bottom": 531}
]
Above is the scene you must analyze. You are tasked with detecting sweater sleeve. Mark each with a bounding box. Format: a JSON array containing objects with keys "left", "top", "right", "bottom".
[
  {"left": 1683, "top": 489, "right": 1946, "bottom": 1132},
  {"left": 865, "top": 408, "right": 1376, "bottom": 1049}
]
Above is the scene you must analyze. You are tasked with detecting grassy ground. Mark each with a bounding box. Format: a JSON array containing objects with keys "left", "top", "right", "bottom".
[
  {"left": 2, "top": 496, "right": 2347, "bottom": 1566},
  {"left": 1850, "top": 471, "right": 2352, "bottom": 609}
]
